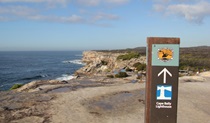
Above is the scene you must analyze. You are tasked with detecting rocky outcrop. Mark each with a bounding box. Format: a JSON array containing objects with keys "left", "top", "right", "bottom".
[
  {"left": 0, "top": 90, "right": 54, "bottom": 123},
  {"left": 76, "top": 51, "right": 146, "bottom": 75},
  {"left": 15, "top": 80, "right": 69, "bottom": 92}
]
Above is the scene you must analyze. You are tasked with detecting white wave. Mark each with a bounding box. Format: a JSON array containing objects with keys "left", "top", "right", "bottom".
[
  {"left": 62, "top": 59, "right": 85, "bottom": 65},
  {"left": 56, "top": 74, "right": 77, "bottom": 81},
  {"left": 40, "top": 74, "right": 48, "bottom": 78}
]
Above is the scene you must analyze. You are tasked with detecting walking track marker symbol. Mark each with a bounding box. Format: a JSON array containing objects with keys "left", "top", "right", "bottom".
[{"left": 158, "top": 68, "right": 172, "bottom": 84}]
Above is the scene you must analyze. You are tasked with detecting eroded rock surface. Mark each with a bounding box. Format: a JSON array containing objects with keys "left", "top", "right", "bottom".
[
  {"left": 76, "top": 51, "right": 146, "bottom": 75},
  {"left": 0, "top": 91, "right": 54, "bottom": 123}
]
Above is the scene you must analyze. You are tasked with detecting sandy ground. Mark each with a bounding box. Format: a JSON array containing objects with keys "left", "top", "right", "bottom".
[{"left": 47, "top": 72, "right": 210, "bottom": 123}]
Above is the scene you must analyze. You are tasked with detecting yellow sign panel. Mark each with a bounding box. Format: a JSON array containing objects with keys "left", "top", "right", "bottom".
[{"left": 158, "top": 48, "right": 173, "bottom": 62}]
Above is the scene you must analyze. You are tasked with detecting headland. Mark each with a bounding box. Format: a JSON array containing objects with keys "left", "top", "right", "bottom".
[{"left": 1, "top": 47, "right": 210, "bottom": 123}]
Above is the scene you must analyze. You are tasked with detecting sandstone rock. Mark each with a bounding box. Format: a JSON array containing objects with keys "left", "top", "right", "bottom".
[
  {"left": 0, "top": 107, "right": 4, "bottom": 112},
  {"left": 76, "top": 51, "right": 146, "bottom": 75},
  {"left": 10, "top": 116, "right": 45, "bottom": 123},
  {"left": 49, "top": 80, "right": 60, "bottom": 84},
  {"left": 16, "top": 81, "right": 40, "bottom": 92},
  {"left": 181, "top": 76, "right": 206, "bottom": 82}
]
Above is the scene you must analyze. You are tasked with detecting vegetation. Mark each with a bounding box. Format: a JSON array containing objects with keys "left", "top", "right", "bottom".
[
  {"left": 107, "top": 74, "right": 114, "bottom": 78},
  {"left": 101, "top": 60, "right": 108, "bottom": 65},
  {"left": 104, "top": 68, "right": 111, "bottom": 73},
  {"left": 136, "top": 75, "right": 142, "bottom": 80},
  {"left": 133, "top": 62, "right": 146, "bottom": 71},
  {"left": 117, "top": 52, "right": 140, "bottom": 61},
  {"left": 179, "top": 53, "right": 210, "bottom": 72},
  {"left": 98, "top": 46, "right": 210, "bottom": 73},
  {"left": 115, "top": 72, "right": 128, "bottom": 78},
  {"left": 10, "top": 84, "right": 23, "bottom": 90},
  {"left": 96, "top": 47, "right": 146, "bottom": 55},
  {"left": 125, "top": 67, "right": 133, "bottom": 72}
]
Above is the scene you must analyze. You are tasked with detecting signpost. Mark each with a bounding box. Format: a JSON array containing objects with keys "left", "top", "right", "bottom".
[{"left": 145, "top": 37, "right": 180, "bottom": 123}]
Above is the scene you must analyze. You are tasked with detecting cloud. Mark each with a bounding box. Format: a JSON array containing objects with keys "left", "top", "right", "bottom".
[
  {"left": 153, "top": 4, "right": 165, "bottom": 12},
  {"left": 27, "top": 14, "right": 84, "bottom": 23},
  {"left": 0, "top": 5, "right": 84, "bottom": 23},
  {"left": 153, "top": 0, "right": 171, "bottom": 3},
  {"left": 166, "top": 1, "right": 210, "bottom": 23},
  {"left": 76, "top": 0, "right": 129, "bottom": 6},
  {"left": 1, "top": 0, "right": 71, "bottom": 8},
  {"left": 105, "top": 0, "right": 129, "bottom": 4},
  {"left": 0, "top": 0, "right": 130, "bottom": 6},
  {"left": 76, "top": 0, "right": 100, "bottom": 6},
  {"left": 0, "top": 0, "right": 127, "bottom": 26},
  {"left": 0, "top": 16, "right": 9, "bottom": 21},
  {"left": 86, "top": 12, "right": 119, "bottom": 27},
  {"left": 153, "top": 1, "right": 210, "bottom": 23},
  {"left": 0, "top": 0, "right": 69, "bottom": 4},
  {"left": 0, "top": 5, "right": 37, "bottom": 16},
  {"left": 91, "top": 12, "right": 119, "bottom": 21},
  {"left": 0, "top": 5, "right": 119, "bottom": 26}
]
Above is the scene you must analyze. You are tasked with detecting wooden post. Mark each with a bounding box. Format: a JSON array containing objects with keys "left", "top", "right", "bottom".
[{"left": 145, "top": 37, "right": 180, "bottom": 123}]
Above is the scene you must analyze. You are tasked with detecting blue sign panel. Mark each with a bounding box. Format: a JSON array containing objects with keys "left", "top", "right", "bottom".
[
  {"left": 156, "top": 85, "right": 172, "bottom": 100},
  {"left": 152, "top": 44, "right": 179, "bottom": 66}
]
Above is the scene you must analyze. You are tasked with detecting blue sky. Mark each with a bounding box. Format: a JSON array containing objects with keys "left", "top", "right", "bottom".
[{"left": 0, "top": 0, "right": 210, "bottom": 51}]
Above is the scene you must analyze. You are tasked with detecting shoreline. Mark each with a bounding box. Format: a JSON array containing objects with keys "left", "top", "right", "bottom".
[
  {"left": 1, "top": 49, "right": 210, "bottom": 122},
  {"left": 0, "top": 51, "right": 84, "bottom": 91},
  {"left": 1, "top": 71, "right": 210, "bottom": 123}
]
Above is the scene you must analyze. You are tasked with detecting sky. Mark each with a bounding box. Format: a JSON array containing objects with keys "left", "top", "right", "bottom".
[{"left": 0, "top": 0, "right": 210, "bottom": 51}]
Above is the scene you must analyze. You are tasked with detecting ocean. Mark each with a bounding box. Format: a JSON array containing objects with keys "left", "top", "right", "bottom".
[{"left": 0, "top": 51, "right": 84, "bottom": 91}]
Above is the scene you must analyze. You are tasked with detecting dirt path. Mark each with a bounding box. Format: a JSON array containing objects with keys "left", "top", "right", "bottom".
[
  {"left": 178, "top": 76, "right": 210, "bottom": 123},
  {"left": 48, "top": 74, "right": 210, "bottom": 123},
  {"left": 49, "top": 83, "right": 145, "bottom": 123}
]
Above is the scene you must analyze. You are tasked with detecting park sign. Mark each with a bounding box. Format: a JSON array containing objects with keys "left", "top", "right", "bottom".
[{"left": 145, "top": 37, "right": 180, "bottom": 123}]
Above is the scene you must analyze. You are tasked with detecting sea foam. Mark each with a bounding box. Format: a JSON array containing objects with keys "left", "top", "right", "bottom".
[
  {"left": 56, "top": 74, "right": 77, "bottom": 81},
  {"left": 62, "top": 59, "right": 85, "bottom": 65}
]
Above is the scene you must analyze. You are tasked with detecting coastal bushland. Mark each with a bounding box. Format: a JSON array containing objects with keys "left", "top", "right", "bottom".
[
  {"left": 101, "top": 46, "right": 210, "bottom": 74},
  {"left": 115, "top": 72, "right": 128, "bottom": 78},
  {"left": 9, "top": 84, "right": 23, "bottom": 90},
  {"left": 133, "top": 62, "right": 146, "bottom": 71},
  {"left": 117, "top": 52, "right": 140, "bottom": 61}
]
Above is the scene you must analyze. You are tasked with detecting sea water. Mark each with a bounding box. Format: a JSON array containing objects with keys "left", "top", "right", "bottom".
[{"left": 0, "top": 51, "right": 84, "bottom": 91}]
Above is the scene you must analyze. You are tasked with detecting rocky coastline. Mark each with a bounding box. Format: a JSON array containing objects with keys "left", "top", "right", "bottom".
[
  {"left": 1, "top": 50, "right": 210, "bottom": 123},
  {"left": 75, "top": 51, "right": 146, "bottom": 75},
  {"left": 0, "top": 50, "right": 146, "bottom": 123}
]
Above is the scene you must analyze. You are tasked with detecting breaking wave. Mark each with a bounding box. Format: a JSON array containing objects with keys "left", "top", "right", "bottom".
[
  {"left": 56, "top": 74, "right": 77, "bottom": 81},
  {"left": 62, "top": 59, "right": 85, "bottom": 65},
  {"left": 20, "top": 74, "right": 48, "bottom": 81}
]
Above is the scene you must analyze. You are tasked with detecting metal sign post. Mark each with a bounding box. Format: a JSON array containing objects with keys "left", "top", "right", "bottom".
[{"left": 145, "top": 37, "right": 180, "bottom": 123}]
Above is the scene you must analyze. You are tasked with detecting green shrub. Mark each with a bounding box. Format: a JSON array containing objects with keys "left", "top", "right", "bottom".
[
  {"left": 107, "top": 74, "right": 114, "bottom": 78},
  {"left": 101, "top": 60, "right": 108, "bottom": 65},
  {"left": 126, "top": 67, "right": 133, "bottom": 72},
  {"left": 104, "top": 69, "right": 111, "bottom": 73},
  {"left": 179, "top": 74, "right": 184, "bottom": 77},
  {"left": 117, "top": 52, "right": 140, "bottom": 61},
  {"left": 115, "top": 72, "right": 128, "bottom": 78},
  {"left": 10, "top": 84, "right": 23, "bottom": 90},
  {"left": 179, "top": 53, "right": 210, "bottom": 72},
  {"left": 133, "top": 62, "right": 141, "bottom": 67},
  {"left": 136, "top": 75, "right": 142, "bottom": 80},
  {"left": 133, "top": 62, "right": 146, "bottom": 71}
]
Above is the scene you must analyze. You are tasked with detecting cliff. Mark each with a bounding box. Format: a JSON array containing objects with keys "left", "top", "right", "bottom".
[
  {"left": 1, "top": 48, "right": 210, "bottom": 123},
  {"left": 76, "top": 51, "right": 146, "bottom": 75},
  {"left": 76, "top": 46, "right": 210, "bottom": 75}
]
